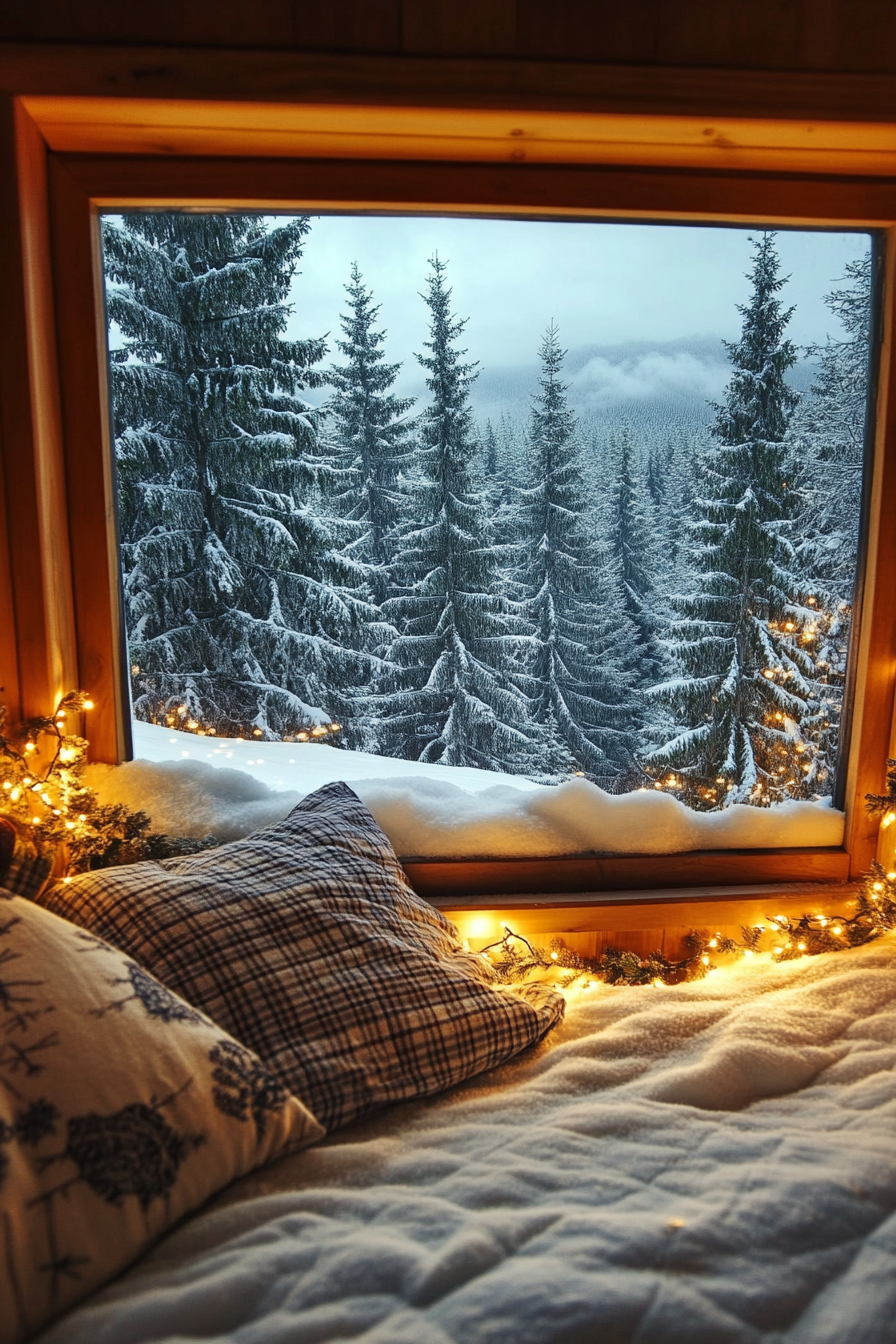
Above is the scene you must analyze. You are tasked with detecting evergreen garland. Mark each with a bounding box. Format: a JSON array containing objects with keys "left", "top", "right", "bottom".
[
  {"left": 480, "top": 765, "right": 896, "bottom": 989},
  {"left": 483, "top": 864, "right": 896, "bottom": 992},
  {"left": 0, "top": 693, "right": 217, "bottom": 875}
]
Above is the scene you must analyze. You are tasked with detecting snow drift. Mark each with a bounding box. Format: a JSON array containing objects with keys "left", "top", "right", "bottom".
[{"left": 83, "top": 722, "right": 845, "bottom": 858}]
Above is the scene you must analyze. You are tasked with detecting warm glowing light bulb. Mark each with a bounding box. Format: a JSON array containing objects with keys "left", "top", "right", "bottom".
[
  {"left": 708, "top": 938, "right": 718, "bottom": 948},
  {"left": 82, "top": 699, "right": 94, "bottom": 710},
  {"left": 882, "top": 812, "right": 895, "bottom": 829},
  {"left": 701, "top": 954, "right": 710, "bottom": 966},
  {"left": 24, "top": 742, "right": 35, "bottom": 753},
  {"left": 832, "top": 925, "right": 843, "bottom": 936},
  {"left": 551, "top": 951, "right": 559, "bottom": 961}
]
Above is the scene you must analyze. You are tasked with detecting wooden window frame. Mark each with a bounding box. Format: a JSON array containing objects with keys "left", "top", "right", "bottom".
[{"left": 2, "top": 84, "right": 896, "bottom": 903}]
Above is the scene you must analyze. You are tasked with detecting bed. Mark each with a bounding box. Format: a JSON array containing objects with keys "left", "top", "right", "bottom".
[{"left": 36, "top": 935, "right": 896, "bottom": 1344}]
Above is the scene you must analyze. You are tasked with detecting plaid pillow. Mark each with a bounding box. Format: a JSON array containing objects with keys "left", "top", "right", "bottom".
[
  {"left": 0, "top": 822, "right": 54, "bottom": 900},
  {"left": 36, "top": 782, "right": 564, "bottom": 1131}
]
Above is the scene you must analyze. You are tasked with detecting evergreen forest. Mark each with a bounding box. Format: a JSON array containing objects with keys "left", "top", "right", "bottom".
[{"left": 104, "top": 214, "right": 872, "bottom": 809}]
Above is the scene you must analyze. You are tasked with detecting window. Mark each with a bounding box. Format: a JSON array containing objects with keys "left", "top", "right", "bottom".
[
  {"left": 5, "top": 95, "right": 896, "bottom": 893},
  {"left": 101, "top": 209, "right": 876, "bottom": 871}
]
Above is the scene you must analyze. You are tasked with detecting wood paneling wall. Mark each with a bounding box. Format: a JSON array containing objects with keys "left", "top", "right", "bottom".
[
  {"left": 0, "top": 97, "right": 77, "bottom": 723},
  {"left": 2, "top": 2, "right": 896, "bottom": 74}
]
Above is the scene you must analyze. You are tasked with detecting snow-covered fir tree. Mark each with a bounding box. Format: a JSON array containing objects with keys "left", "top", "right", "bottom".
[
  {"left": 325, "top": 262, "right": 416, "bottom": 607},
  {"left": 107, "top": 213, "right": 378, "bottom": 740},
  {"left": 380, "top": 256, "right": 533, "bottom": 768},
  {"left": 786, "top": 250, "right": 873, "bottom": 790},
  {"left": 483, "top": 419, "right": 500, "bottom": 477},
  {"left": 609, "top": 425, "right": 664, "bottom": 688},
  {"left": 508, "top": 325, "right": 640, "bottom": 781},
  {"left": 645, "top": 232, "right": 819, "bottom": 807}
]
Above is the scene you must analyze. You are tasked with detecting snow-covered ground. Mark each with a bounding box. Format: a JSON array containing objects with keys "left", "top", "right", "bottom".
[{"left": 83, "top": 721, "right": 846, "bottom": 859}]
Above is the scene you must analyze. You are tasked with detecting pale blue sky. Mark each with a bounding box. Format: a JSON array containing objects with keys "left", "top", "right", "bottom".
[{"left": 283, "top": 215, "right": 871, "bottom": 401}]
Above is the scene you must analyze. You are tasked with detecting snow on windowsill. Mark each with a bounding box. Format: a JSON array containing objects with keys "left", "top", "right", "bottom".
[{"left": 81, "top": 721, "right": 847, "bottom": 860}]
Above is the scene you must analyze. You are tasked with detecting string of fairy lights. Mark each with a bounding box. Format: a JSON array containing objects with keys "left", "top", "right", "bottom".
[
  {"left": 476, "top": 863, "right": 896, "bottom": 990},
  {"left": 2, "top": 694, "right": 895, "bottom": 988},
  {"left": 639, "top": 593, "right": 846, "bottom": 809},
  {"left": 0, "top": 691, "right": 97, "bottom": 850},
  {"left": 130, "top": 666, "right": 342, "bottom": 743},
  {"left": 0, "top": 692, "right": 215, "bottom": 874}
]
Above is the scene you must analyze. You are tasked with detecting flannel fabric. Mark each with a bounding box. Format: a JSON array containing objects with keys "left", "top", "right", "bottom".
[
  {"left": 0, "top": 822, "right": 53, "bottom": 900},
  {"left": 36, "top": 782, "right": 564, "bottom": 1131}
]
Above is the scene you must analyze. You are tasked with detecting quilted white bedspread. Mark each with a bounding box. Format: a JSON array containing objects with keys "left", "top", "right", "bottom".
[{"left": 40, "top": 938, "right": 896, "bottom": 1343}]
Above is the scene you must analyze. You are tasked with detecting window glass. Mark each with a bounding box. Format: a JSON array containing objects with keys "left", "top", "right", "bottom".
[{"left": 102, "top": 214, "right": 873, "bottom": 851}]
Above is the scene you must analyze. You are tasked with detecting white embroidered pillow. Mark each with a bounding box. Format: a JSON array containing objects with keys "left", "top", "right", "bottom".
[{"left": 0, "top": 892, "right": 323, "bottom": 1344}]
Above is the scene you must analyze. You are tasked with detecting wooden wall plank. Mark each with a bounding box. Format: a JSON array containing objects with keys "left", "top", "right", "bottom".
[
  {"left": 0, "top": 4, "right": 401, "bottom": 55},
  {"left": 47, "top": 154, "right": 127, "bottom": 763},
  {"left": 401, "top": 0, "right": 518, "bottom": 57},
  {"left": 404, "top": 849, "right": 849, "bottom": 899},
  {"left": 21, "top": 97, "right": 896, "bottom": 179},
  {"left": 443, "top": 886, "right": 861, "bottom": 943},
  {"left": 52, "top": 153, "right": 896, "bottom": 226},
  {"left": 2, "top": 2, "right": 896, "bottom": 74},
  {"left": 0, "top": 408, "right": 21, "bottom": 717},
  {"left": 0, "top": 97, "right": 77, "bottom": 724},
  {"left": 3, "top": 45, "right": 896, "bottom": 123},
  {"left": 844, "top": 226, "right": 896, "bottom": 876}
]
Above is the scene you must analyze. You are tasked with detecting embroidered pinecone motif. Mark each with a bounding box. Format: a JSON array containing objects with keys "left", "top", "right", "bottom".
[
  {"left": 0, "top": 1100, "right": 59, "bottom": 1189},
  {"left": 14, "top": 1098, "right": 59, "bottom": 1146},
  {"left": 209, "top": 1039, "right": 288, "bottom": 1137},
  {"left": 125, "top": 962, "right": 205, "bottom": 1024},
  {"left": 65, "top": 1103, "right": 203, "bottom": 1210}
]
